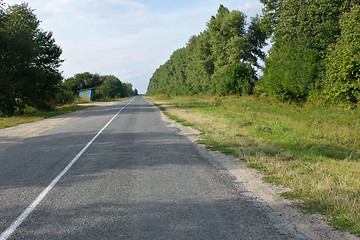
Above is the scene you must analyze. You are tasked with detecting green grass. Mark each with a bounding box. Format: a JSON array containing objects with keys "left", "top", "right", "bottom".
[
  {"left": 147, "top": 95, "right": 360, "bottom": 236},
  {"left": 0, "top": 104, "right": 94, "bottom": 130}
]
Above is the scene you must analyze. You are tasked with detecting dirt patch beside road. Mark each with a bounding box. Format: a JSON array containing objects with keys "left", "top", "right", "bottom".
[
  {"left": 0, "top": 102, "right": 119, "bottom": 143},
  {"left": 0, "top": 115, "right": 78, "bottom": 144}
]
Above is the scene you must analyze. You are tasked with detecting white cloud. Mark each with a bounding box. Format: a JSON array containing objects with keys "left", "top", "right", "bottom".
[{"left": 238, "top": 1, "right": 263, "bottom": 18}]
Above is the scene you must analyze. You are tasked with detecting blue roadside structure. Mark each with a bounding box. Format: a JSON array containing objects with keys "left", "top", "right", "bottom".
[{"left": 78, "top": 88, "right": 95, "bottom": 102}]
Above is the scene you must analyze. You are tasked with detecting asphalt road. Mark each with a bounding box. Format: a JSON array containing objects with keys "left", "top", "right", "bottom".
[{"left": 0, "top": 96, "right": 307, "bottom": 239}]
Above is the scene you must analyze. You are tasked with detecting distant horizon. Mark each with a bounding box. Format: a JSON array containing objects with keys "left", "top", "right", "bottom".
[{"left": 5, "top": 0, "right": 263, "bottom": 94}]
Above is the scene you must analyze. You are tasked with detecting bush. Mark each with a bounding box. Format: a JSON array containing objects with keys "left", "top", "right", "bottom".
[
  {"left": 217, "top": 63, "right": 257, "bottom": 96},
  {"left": 54, "top": 88, "right": 76, "bottom": 105}
]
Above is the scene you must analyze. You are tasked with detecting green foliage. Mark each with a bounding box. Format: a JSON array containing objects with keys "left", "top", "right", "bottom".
[
  {"left": 260, "top": 38, "right": 319, "bottom": 103},
  {"left": 260, "top": 0, "right": 358, "bottom": 105},
  {"left": 259, "top": 0, "right": 283, "bottom": 35},
  {"left": 0, "top": 3, "right": 63, "bottom": 115},
  {"left": 217, "top": 63, "right": 257, "bottom": 96},
  {"left": 147, "top": 48, "right": 191, "bottom": 95},
  {"left": 208, "top": 5, "right": 246, "bottom": 69},
  {"left": 147, "top": 5, "right": 267, "bottom": 96},
  {"left": 63, "top": 72, "right": 103, "bottom": 93},
  {"left": 323, "top": 5, "right": 360, "bottom": 107},
  {"left": 94, "top": 75, "right": 123, "bottom": 99},
  {"left": 123, "top": 82, "right": 137, "bottom": 98},
  {"left": 54, "top": 87, "right": 76, "bottom": 105},
  {"left": 245, "top": 16, "right": 268, "bottom": 67},
  {"left": 64, "top": 72, "right": 137, "bottom": 100},
  {"left": 186, "top": 31, "right": 214, "bottom": 94}
]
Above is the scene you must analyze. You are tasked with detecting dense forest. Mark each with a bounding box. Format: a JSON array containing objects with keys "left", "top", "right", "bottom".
[
  {"left": 0, "top": 1, "right": 137, "bottom": 116},
  {"left": 147, "top": 1, "right": 360, "bottom": 108}
]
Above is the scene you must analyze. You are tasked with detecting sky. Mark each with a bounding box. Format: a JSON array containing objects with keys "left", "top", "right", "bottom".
[{"left": 5, "top": 0, "right": 264, "bottom": 93}]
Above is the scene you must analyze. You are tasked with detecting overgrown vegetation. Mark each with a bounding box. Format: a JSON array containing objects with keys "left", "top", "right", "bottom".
[{"left": 149, "top": 95, "right": 360, "bottom": 236}]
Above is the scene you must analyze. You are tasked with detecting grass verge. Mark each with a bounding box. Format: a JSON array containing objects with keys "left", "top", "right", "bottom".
[
  {"left": 147, "top": 95, "right": 360, "bottom": 236},
  {"left": 0, "top": 104, "right": 94, "bottom": 130}
]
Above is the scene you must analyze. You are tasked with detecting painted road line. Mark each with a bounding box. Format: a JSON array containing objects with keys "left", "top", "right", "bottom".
[{"left": 0, "top": 98, "right": 134, "bottom": 240}]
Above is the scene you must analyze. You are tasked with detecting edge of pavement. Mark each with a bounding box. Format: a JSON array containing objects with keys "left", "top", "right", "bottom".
[{"left": 145, "top": 98, "right": 359, "bottom": 240}]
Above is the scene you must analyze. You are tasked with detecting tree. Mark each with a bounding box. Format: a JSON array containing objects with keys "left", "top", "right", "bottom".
[
  {"left": 259, "top": 0, "right": 284, "bottom": 36},
  {"left": 260, "top": 37, "right": 319, "bottom": 103},
  {"left": 217, "top": 62, "right": 257, "bottom": 96},
  {"left": 168, "top": 48, "right": 189, "bottom": 95},
  {"left": 0, "top": 3, "right": 63, "bottom": 114},
  {"left": 323, "top": 5, "right": 360, "bottom": 107},
  {"left": 147, "top": 5, "right": 267, "bottom": 96},
  {"left": 207, "top": 5, "right": 246, "bottom": 82},
  {"left": 207, "top": 5, "right": 266, "bottom": 94},
  {"left": 259, "top": 0, "right": 358, "bottom": 103},
  {"left": 244, "top": 16, "right": 268, "bottom": 67},
  {"left": 63, "top": 72, "right": 103, "bottom": 93},
  {"left": 123, "top": 82, "right": 136, "bottom": 97},
  {"left": 94, "top": 75, "right": 123, "bottom": 99},
  {"left": 186, "top": 31, "right": 214, "bottom": 94},
  {"left": 64, "top": 73, "right": 137, "bottom": 100},
  {"left": 147, "top": 48, "right": 190, "bottom": 95}
]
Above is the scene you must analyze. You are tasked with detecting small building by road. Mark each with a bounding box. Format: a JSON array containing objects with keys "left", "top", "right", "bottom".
[{"left": 78, "top": 88, "right": 95, "bottom": 102}]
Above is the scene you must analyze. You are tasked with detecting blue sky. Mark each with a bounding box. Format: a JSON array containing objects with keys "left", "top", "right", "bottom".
[{"left": 5, "top": 0, "right": 264, "bottom": 93}]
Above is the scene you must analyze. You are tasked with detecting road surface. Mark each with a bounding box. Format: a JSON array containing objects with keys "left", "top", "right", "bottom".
[{"left": 0, "top": 96, "right": 308, "bottom": 239}]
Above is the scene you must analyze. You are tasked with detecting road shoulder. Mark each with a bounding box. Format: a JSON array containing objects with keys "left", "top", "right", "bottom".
[{"left": 153, "top": 100, "right": 359, "bottom": 240}]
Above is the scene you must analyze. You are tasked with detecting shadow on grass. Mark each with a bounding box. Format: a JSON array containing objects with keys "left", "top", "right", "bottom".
[{"left": 280, "top": 142, "right": 360, "bottom": 162}]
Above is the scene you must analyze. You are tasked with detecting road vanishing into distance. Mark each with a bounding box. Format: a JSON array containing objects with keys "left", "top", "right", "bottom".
[{"left": 0, "top": 96, "right": 308, "bottom": 239}]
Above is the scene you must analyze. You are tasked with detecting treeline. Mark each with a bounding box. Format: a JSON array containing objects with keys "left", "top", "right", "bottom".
[
  {"left": 147, "top": 5, "right": 266, "bottom": 96},
  {"left": 260, "top": 0, "right": 359, "bottom": 107},
  {"left": 62, "top": 72, "right": 138, "bottom": 102},
  {"left": 0, "top": 2, "right": 137, "bottom": 115},
  {"left": 147, "top": 2, "right": 360, "bottom": 108}
]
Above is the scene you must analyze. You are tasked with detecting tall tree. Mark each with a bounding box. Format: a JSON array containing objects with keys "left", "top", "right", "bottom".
[
  {"left": 147, "top": 48, "right": 189, "bottom": 95},
  {"left": 168, "top": 48, "right": 189, "bottom": 95},
  {"left": 147, "top": 5, "right": 267, "bottom": 96},
  {"left": 323, "top": 5, "right": 360, "bottom": 107},
  {"left": 94, "top": 75, "right": 123, "bottom": 99},
  {"left": 259, "top": 0, "right": 283, "bottom": 36},
  {"left": 186, "top": 31, "right": 214, "bottom": 94},
  {"left": 64, "top": 72, "right": 103, "bottom": 92},
  {"left": 0, "top": 3, "right": 63, "bottom": 114},
  {"left": 207, "top": 5, "right": 265, "bottom": 94},
  {"left": 260, "top": 0, "right": 358, "bottom": 103}
]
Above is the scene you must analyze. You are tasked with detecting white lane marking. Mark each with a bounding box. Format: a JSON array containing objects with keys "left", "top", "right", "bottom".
[{"left": 0, "top": 97, "right": 135, "bottom": 240}]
